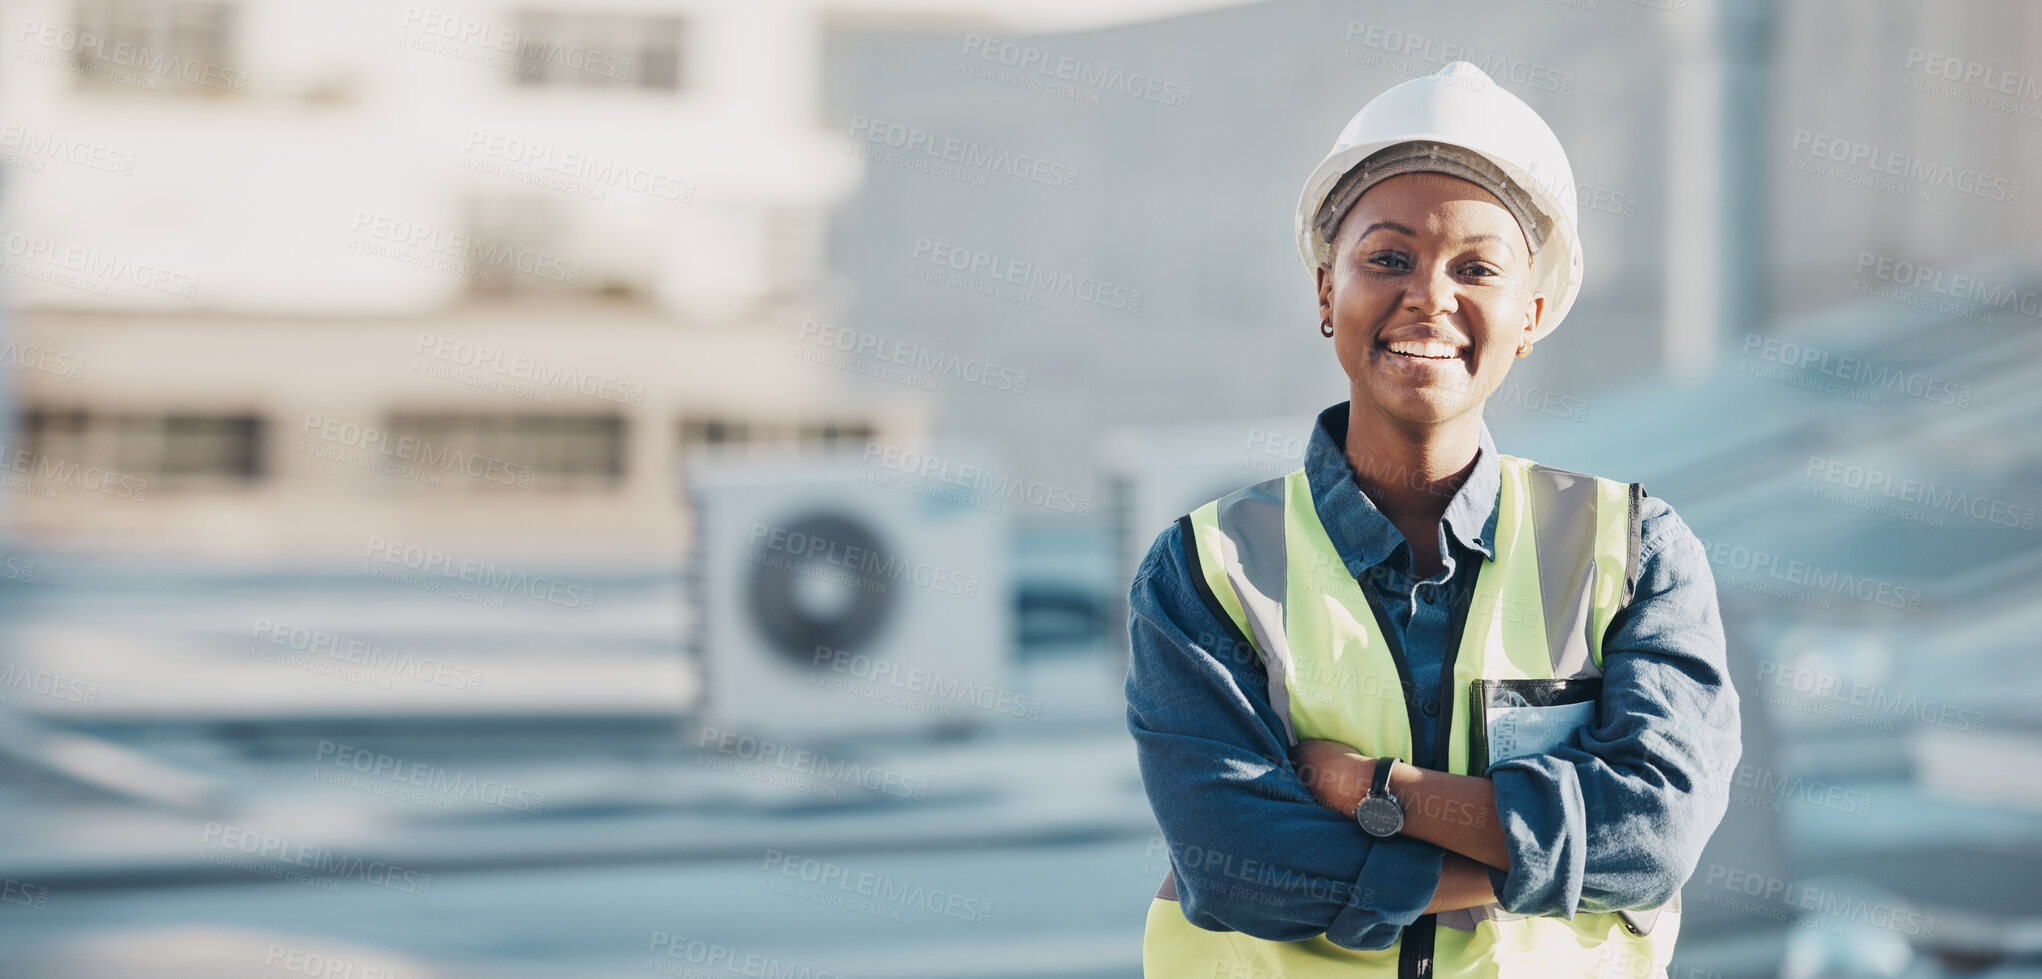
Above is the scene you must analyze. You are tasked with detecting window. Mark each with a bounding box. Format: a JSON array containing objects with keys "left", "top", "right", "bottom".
[
  {"left": 796, "top": 421, "right": 875, "bottom": 448},
  {"left": 513, "top": 10, "right": 683, "bottom": 91},
  {"left": 677, "top": 418, "right": 754, "bottom": 449},
  {"left": 678, "top": 417, "right": 874, "bottom": 456},
  {"left": 20, "top": 409, "right": 263, "bottom": 488},
  {"left": 71, "top": 0, "right": 242, "bottom": 96},
  {"left": 386, "top": 412, "right": 626, "bottom": 491}
]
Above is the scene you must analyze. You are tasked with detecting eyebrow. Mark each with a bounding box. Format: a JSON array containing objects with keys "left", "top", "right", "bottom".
[
  {"left": 1355, "top": 221, "right": 1418, "bottom": 241},
  {"left": 1355, "top": 223, "right": 1514, "bottom": 252}
]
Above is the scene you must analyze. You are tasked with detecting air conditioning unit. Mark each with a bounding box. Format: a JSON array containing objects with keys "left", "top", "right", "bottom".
[
  {"left": 686, "top": 447, "right": 1011, "bottom": 740},
  {"left": 1099, "top": 415, "right": 1316, "bottom": 649}
]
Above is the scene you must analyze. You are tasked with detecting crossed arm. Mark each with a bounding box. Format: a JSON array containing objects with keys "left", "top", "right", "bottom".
[
  {"left": 1128, "top": 500, "right": 1741, "bottom": 944},
  {"left": 1129, "top": 525, "right": 1472, "bottom": 947},
  {"left": 1292, "top": 741, "right": 1509, "bottom": 913}
]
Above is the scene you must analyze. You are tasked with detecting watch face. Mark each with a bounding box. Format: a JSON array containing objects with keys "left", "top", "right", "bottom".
[{"left": 1356, "top": 795, "right": 1404, "bottom": 837}]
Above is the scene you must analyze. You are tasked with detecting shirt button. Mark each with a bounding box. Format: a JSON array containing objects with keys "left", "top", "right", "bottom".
[{"left": 1422, "top": 701, "right": 1441, "bottom": 717}]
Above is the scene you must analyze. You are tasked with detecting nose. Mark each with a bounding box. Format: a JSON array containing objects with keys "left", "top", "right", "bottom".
[{"left": 1403, "top": 263, "right": 1459, "bottom": 318}]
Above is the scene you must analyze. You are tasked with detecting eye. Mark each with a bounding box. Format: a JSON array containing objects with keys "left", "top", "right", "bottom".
[
  {"left": 1367, "top": 251, "right": 1410, "bottom": 271},
  {"left": 1460, "top": 262, "right": 1501, "bottom": 278}
]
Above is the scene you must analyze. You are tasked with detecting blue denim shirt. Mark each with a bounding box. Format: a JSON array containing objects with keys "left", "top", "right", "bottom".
[{"left": 1125, "top": 402, "right": 1740, "bottom": 950}]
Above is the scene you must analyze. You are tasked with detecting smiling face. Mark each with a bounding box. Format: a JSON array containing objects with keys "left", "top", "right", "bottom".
[{"left": 1315, "top": 171, "right": 1545, "bottom": 431}]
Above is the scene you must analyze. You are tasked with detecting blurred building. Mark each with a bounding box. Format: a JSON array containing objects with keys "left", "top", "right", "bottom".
[
  {"left": 0, "top": 0, "right": 845, "bottom": 554},
  {"left": 0, "top": 0, "right": 1238, "bottom": 556}
]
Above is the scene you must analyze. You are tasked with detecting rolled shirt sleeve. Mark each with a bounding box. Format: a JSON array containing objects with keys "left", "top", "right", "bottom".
[
  {"left": 1484, "top": 496, "right": 1743, "bottom": 918},
  {"left": 1126, "top": 521, "right": 1444, "bottom": 950}
]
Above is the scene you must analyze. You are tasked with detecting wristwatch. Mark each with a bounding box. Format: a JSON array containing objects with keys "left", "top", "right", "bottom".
[{"left": 1353, "top": 757, "right": 1405, "bottom": 838}]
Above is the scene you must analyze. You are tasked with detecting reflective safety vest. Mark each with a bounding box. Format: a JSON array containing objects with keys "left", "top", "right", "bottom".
[{"left": 1143, "top": 454, "right": 1682, "bottom": 979}]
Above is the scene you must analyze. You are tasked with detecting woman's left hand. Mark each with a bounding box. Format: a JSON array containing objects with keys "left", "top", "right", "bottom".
[{"left": 1292, "top": 738, "right": 1374, "bottom": 816}]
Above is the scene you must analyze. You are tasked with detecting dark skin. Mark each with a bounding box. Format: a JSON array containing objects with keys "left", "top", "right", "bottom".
[{"left": 1298, "top": 171, "right": 1546, "bottom": 914}]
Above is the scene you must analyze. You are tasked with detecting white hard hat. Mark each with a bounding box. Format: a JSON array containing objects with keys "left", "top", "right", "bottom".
[{"left": 1295, "top": 61, "right": 1583, "bottom": 342}]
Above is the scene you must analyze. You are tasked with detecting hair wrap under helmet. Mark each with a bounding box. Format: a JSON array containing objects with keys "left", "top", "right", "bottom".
[{"left": 1312, "top": 139, "right": 1554, "bottom": 262}]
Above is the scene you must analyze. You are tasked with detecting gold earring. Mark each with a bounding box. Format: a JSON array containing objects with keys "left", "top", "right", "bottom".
[
  {"left": 1516, "top": 341, "right": 1533, "bottom": 358},
  {"left": 1322, "top": 320, "right": 1335, "bottom": 338}
]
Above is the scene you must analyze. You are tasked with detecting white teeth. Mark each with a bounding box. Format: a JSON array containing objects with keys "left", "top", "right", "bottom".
[{"left": 1385, "top": 340, "right": 1460, "bottom": 359}]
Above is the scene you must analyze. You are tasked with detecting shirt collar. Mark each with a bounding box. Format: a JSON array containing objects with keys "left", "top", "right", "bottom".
[{"left": 1302, "top": 402, "right": 1501, "bottom": 577}]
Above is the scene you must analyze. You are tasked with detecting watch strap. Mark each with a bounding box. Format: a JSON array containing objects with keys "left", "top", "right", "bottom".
[{"left": 1370, "top": 757, "right": 1396, "bottom": 799}]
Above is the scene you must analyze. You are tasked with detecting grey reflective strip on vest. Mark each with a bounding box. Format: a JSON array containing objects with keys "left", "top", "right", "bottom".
[
  {"left": 1624, "top": 482, "right": 1644, "bottom": 608},
  {"left": 1211, "top": 476, "right": 1298, "bottom": 746},
  {"left": 1444, "top": 467, "right": 1666, "bottom": 935},
  {"left": 1525, "top": 465, "right": 1605, "bottom": 680},
  {"left": 1156, "top": 869, "right": 1177, "bottom": 901}
]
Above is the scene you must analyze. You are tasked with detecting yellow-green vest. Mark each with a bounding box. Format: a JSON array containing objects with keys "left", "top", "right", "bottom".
[{"left": 1143, "top": 454, "right": 1682, "bottom": 979}]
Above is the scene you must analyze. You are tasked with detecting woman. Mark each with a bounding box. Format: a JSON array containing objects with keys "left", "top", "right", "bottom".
[{"left": 1125, "top": 62, "right": 1741, "bottom": 978}]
